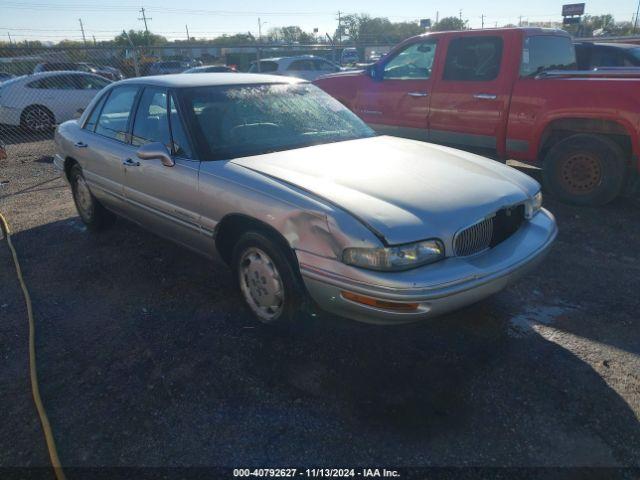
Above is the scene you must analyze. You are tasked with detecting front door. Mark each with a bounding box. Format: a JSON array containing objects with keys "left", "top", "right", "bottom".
[
  {"left": 353, "top": 39, "right": 438, "bottom": 140},
  {"left": 121, "top": 87, "right": 209, "bottom": 254},
  {"left": 428, "top": 33, "right": 513, "bottom": 153}
]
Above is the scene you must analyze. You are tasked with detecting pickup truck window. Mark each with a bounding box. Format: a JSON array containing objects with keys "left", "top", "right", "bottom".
[
  {"left": 443, "top": 36, "right": 503, "bottom": 81},
  {"left": 520, "top": 35, "right": 576, "bottom": 77},
  {"left": 383, "top": 41, "right": 437, "bottom": 80}
]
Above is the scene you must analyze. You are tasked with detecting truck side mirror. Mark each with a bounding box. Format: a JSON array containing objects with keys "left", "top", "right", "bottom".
[{"left": 368, "top": 64, "right": 383, "bottom": 82}]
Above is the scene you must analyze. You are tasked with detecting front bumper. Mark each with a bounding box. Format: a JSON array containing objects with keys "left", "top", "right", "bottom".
[
  {"left": 0, "top": 105, "right": 22, "bottom": 127},
  {"left": 297, "top": 209, "right": 557, "bottom": 324},
  {"left": 53, "top": 154, "right": 68, "bottom": 183}
]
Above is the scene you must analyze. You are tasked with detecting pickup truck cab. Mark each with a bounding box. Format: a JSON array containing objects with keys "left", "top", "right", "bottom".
[{"left": 314, "top": 28, "right": 640, "bottom": 205}]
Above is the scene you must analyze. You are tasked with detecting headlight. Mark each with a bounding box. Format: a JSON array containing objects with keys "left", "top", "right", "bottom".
[
  {"left": 527, "top": 191, "right": 543, "bottom": 218},
  {"left": 342, "top": 239, "right": 445, "bottom": 272}
]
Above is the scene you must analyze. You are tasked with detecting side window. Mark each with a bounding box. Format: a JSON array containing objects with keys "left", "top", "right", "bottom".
[
  {"left": 169, "top": 94, "right": 193, "bottom": 158},
  {"left": 131, "top": 88, "right": 171, "bottom": 148},
  {"left": 28, "top": 75, "right": 77, "bottom": 90},
  {"left": 74, "top": 75, "right": 110, "bottom": 90},
  {"left": 443, "top": 37, "right": 503, "bottom": 81},
  {"left": 84, "top": 93, "right": 108, "bottom": 131},
  {"left": 591, "top": 47, "right": 623, "bottom": 67},
  {"left": 383, "top": 41, "right": 437, "bottom": 80},
  {"left": 520, "top": 35, "right": 576, "bottom": 77},
  {"left": 95, "top": 86, "right": 139, "bottom": 142},
  {"left": 313, "top": 59, "right": 338, "bottom": 72},
  {"left": 287, "top": 60, "right": 314, "bottom": 71}
]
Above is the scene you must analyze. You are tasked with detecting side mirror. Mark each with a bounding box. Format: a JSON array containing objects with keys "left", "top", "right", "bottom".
[
  {"left": 136, "top": 142, "right": 175, "bottom": 167},
  {"left": 368, "top": 63, "right": 383, "bottom": 82}
]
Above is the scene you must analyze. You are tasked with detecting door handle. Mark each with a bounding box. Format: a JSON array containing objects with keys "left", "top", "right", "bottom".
[
  {"left": 407, "top": 91, "right": 429, "bottom": 97},
  {"left": 473, "top": 93, "right": 497, "bottom": 100},
  {"left": 123, "top": 158, "right": 141, "bottom": 167},
  {"left": 74, "top": 141, "right": 88, "bottom": 148}
]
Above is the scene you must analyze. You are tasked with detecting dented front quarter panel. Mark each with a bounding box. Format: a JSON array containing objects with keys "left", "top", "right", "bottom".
[{"left": 197, "top": 160, "right": 382, "bottom": 261}]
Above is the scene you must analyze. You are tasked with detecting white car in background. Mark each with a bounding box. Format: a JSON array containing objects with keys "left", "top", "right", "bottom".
[
  {"left": 0, "top": 71, "right": 110, "bottom": 131},
  {"left": 248, "top": 55, "right": 343, "bottom": 81}
]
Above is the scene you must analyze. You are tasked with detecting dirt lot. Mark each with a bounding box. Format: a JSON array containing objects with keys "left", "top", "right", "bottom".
[{"left": 1, "top": 135, "right": 640, "bottom": 473}]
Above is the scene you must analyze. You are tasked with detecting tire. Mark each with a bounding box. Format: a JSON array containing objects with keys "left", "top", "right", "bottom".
[
  {"left": 543, "top": 134, "right": 626, "bottom": 206},
  {"left": 20, "top": 105, "right": 55, "bottom": 132},
  {"left": 69, "top": 164, "right": 115, "bottom": 231},
  {"left": 232, "top": 230, "right": 306, "bottom": 326}
]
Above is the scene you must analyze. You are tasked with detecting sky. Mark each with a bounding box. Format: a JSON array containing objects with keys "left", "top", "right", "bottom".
[{"left": 0, "top": 0, "right": 637, "bottom": 43}]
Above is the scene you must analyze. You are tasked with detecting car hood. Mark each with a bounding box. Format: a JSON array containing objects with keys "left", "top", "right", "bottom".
[{"left": 231, "top": 136, "right": 539, "bottom": 245}]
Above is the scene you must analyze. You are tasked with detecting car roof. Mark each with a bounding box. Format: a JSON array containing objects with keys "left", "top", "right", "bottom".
[
  {"left": 585, "top": 42, "right": 640, "bottom": 49},
  {"left": 258, "top": 55, "right": 324, "bottom": 62},
  {"left": 115, "top": 73, "right": 304, "bottom": 88}
]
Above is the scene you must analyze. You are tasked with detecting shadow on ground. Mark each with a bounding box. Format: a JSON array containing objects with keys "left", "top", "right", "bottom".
[{"left": 1, "top": 210, "right": 639, "bottom": 467}]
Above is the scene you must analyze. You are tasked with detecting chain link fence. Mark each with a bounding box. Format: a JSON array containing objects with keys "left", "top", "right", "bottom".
[{"left": 0, "top": 42, "right": 393, "bottom": 165}]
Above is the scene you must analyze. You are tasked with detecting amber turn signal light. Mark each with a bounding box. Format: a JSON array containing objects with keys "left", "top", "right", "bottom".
[{"left": 341, "top": 291, "right": 419, "bottom": 312}]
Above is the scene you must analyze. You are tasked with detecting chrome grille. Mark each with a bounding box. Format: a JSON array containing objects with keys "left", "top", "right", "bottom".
[{"left": 454, "top": 216, "right": 494, "bottom": 257}]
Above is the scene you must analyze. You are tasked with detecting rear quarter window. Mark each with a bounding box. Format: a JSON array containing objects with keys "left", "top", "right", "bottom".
[{"left": 520, "top": 35, "right": 577, "bottom": 77}]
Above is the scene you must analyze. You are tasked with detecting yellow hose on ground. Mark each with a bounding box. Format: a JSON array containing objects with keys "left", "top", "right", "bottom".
[{"left": 0, "top": 212, "right": 67, "bottom": 480}]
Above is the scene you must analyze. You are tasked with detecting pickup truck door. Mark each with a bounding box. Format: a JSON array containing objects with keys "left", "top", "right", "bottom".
[
  {"left": 353, "top": 39, "right": 438, "bottom": 140},
  {"left": 428, "top": 33, "right": 514, "bottom": 154},
  {"left": 121, "top": 88, "right": 211, "bottom": 254}
]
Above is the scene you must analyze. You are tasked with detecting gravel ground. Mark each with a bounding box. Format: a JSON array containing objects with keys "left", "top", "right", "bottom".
[{"left": 1, "top": 136, "right": 639, "bottom": 473}]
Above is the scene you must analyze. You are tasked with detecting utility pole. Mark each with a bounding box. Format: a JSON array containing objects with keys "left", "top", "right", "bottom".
[
  {"left": 459, "top": 9, "right": 462, "bottom": 21},
  {"left": 258, "top": 18, "right": 267, "bottom": 43},
  {"left": 481, "top": 14, "right": 485, "bottom": 29},
  {"left": 92, "top": 35, "right": 97, "bottom": 46},
  {"left": 435, "top": 11, "right": 439, "bottom": 26},
  {"left": 337, "top": 11, "right": 342, "bottom": 47},
  {"left": 634, "top": 0, "right": 640, "bottom": 33},
  {"left": 138, "top": 7, "right": 151, "bottom": 34},
  {"left": 519, "top": 15, "right": 523, "bottom": 27},
  {"left": 7, "top": 32, "right": 12, "bottom": 45},
  {"left": 185, "top": 24, "right": 190, "bottom": 42},
  {"left": 79, "top": 18, "right": 87, "bottom": 46}
]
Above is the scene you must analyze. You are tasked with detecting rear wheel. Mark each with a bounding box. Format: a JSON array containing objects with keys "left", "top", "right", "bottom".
[
  {"left": 20, "top": 105, "right": 55, "bottom": 132},
  {"left": 543, "top": 134, "right": 626, "bottom": 206},
  {"left": 69, "top": 164, "right": 115, "bottom": 231},
  {"left": 232, "top": 231, "right": 306, "bottom": 326}
]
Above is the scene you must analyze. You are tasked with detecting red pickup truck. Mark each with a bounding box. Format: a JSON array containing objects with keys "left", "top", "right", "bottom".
[{"left": 314, "top": 28, "right": 640, "bottom": 205}]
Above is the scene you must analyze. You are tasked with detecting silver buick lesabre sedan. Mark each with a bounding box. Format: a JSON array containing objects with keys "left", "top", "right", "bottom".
[{"left": 54, "top": 74, "right": 557, "bottom": 325}]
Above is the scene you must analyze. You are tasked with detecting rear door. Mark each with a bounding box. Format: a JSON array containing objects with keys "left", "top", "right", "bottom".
[
  {"left": 353, "top": 39, "right": 438, "bottom": 140},
  {"left": 428, "top": 32, "right": 514, "bottom": 154},
  {"left": 122, "top": 87, "right": 207, "bottom": 252},
  {"left": 78, "top": 84, "right": 140, "bottom": 211}
]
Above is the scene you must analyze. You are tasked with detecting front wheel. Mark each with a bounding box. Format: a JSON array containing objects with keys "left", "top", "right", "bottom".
[
  {"left": 232, "top": 231, "right": 306, "bottom": 326},
  {"left": 543, "top": 134, "right": 626, "bottom": 206}
]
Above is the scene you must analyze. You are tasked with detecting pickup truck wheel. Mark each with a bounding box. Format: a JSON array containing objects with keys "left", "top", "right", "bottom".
[
  {"left": 232, "top": 231, "right": 305, "bottom": 326},
  {"left": 543, "top": 134, "right": 625, "bottom": 206},
  {"left": 69, "top": 164, "right": 115, "bottom": 231}
]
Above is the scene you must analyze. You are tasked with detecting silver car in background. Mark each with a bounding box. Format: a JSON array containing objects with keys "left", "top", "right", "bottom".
[{"left": 53, "top": 74, "right": 557, "bottom": 325}]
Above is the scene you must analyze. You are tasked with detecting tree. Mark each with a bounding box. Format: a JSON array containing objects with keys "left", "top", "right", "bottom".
[
  {"left": 114, "top": 30, "right": 167, "bottom": 47},
  {"left": 432, "top": 17, "right": 467, "bottom": 31},
  {"left": 267, "top": 26, "right": 315, "bottom": 44},
  {"left": 336, "top": 14, "right": 424, "bottom": 45}
]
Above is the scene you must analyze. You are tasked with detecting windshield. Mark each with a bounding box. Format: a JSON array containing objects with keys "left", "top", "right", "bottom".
[
  {"left": 520, "top": 35, "right": 577, "bottom": 77},
  {"left": 180, "top": 83, "right": 375, "bottom": 160}
]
